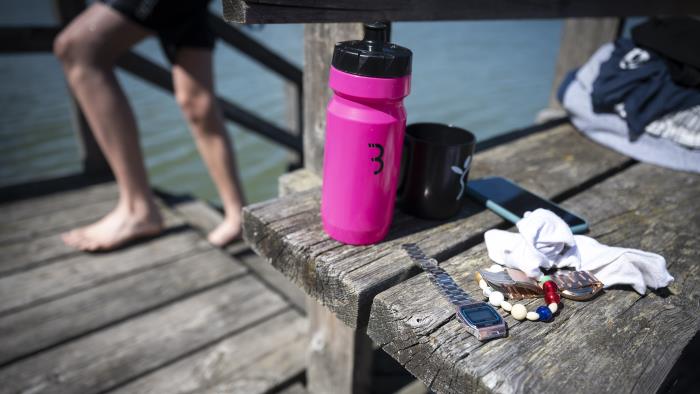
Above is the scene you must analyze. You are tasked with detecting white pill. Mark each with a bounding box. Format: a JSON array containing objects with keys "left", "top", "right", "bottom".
[
  {"left": 479, "top": 279, "right": 488, "bottom": 290},
  {"left": 483, "top": 287, "right": 492, "bottom": 297},
  {"left": 488, "top": 264, "right": 504, "bottom": 272},
  {"left": 548, "top": 303, "right": 558, "bottom": 314},
  {"left": 511, "top": 304, "right": 527, "bottom": 320},
  {"left": 488, "top": 291, "right": 504, "bottom": 307},
  {"left": 501, "top": 301, "right": 512, "bottom": 312},
  {"left": 526, "top": 311, "right": 540, "bottom": 321}
]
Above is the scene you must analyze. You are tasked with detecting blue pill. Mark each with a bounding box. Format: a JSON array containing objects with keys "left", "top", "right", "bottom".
[{"left": 536, "top": 305, "right": 553, "bottom": 321}]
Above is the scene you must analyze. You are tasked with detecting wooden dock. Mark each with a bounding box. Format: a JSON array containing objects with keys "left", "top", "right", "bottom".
[{"left": 0, "top": 181, "right": 309, "bottom": 394}]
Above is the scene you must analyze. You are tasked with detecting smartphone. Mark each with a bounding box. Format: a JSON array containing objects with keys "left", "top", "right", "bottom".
[{"left": 466, "top": 176, "right": 588, "bottom": 233}]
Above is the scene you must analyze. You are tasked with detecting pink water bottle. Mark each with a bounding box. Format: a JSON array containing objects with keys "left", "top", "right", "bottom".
[{"left": 321, "top": 22, "right": 412, "bottom": 245}]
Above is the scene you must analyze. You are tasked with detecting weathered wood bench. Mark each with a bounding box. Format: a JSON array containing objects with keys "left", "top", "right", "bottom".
[
  {"left": 228, "top": 1, "right": 700, "bottom": 392},
  {"left": 368, "top": 161, "right": 699, "bottom": 393},
  {"left": 243, "top": 123, "right": 699, "bottom": 392}
]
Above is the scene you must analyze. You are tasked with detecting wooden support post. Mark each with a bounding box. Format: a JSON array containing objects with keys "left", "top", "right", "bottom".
[
  {"left": 285, "top": 81, "right": 303, "bottom": 168},
  {"left": 307, "top": 298, "right": 373, "bottom": 394},
  {"left": 53, "top": 0, "right": 111, "bottom": 177},
  {"left": 302, "top": 23, "right": 363, "bottom": 175},
  {"left": 300, "top": 22, "right": 373, "bottom": 393},
  {"left": 538, "top": 17, "right": 623, "bottom": 122}
]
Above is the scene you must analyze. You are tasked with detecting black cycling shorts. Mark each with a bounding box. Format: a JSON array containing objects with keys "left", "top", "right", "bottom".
[{"left": 102, "top": 0, "right": 215, "bottom": 62}]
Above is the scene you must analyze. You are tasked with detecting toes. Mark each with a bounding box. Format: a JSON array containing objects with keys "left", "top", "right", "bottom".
[{"left": 62, "top": 230, "right": 84, "bottom": 248}]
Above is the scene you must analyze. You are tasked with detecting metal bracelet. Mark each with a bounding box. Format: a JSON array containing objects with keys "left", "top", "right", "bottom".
[{"left": 402, "top": 243, "right": 474, "bottom": 305}]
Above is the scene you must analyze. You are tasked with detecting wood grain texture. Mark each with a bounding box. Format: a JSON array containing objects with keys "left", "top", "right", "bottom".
[
  {"left": 0, "top": 204, "right": 184, "bottom": 277},
  {"left": 279, "top": 170, "right": 372, "bottom": 394},
  {"left": 302, "top": 23, "right": 363, "bottom": 175},
  {"left": 111, "top": 310, "right": 307, "bottom": 394},
  {"left": 278, "top": 168, "right": 321, "bottom": 196},
  {"left": 0, "top": 276, "right": 288, "bottom": 394},
  {"left": 243, "top": 124, "right": 631, "bottom": 329},
  {"left": 0, "top": 199, "right": 114, "bottom": 244},
  {"left": 307, "top": 297, "right": 373, "bottom": 394},
  {"left": 0, "top": 229, "right": 207, "bottom": 315},
  {"left": 0, "top": 182, "right": 117, "bottom": 223},
  {"left": 0, "top": 248, "right": 247, "bottom": 365},
  {"left": 368, "top": 164, "right": 700, "bottom": 394},
  {"left": 168, "top": 196, "right": 308, "bottom": 311},
  {"left": 278, "top": 382, "right": 309, "bottom": 394},
  {"left": 222, "top": 0, "right": 699, "bottom": 23}
]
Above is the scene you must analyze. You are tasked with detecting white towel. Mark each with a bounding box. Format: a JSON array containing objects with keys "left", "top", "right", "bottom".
[{"left": 484, "top": 208, "right": 673, "bottom": 294}]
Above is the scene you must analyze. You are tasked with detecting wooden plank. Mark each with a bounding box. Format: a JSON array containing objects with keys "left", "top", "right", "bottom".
[
  {"left": 0, "top": 202, "right": 184, "bottom": 276},
  {"left": 302, "top": 23, "right": 364, "bottom": 175},
  {"left": 111, "top": 310, "right": 307, "bottom": 394},
  {"left": 223, "top": 0, "right": 699, "bottom": 23},
  {"left": 167, "top": 197, "right": 307, "bottom": 311},
  {"left": 0, "top": 276, "right": 288, "bottom": 394},
  {"left": 0, "top": 182, "right": 117, "bottom": 223},
  {"left": 279, "top": 382, "right": 309, "bottom": 394},
  {"left": 307, "top": 298, "right": 373, "bottom": 394},
  {"left": 278, "top": 168, "right": 321, "bottom": 196},
  {"left": 0, "top": 229, "right": 207, "bottom": 315},
  {"left": 0, "top": 248, "right": 247, "bottom": 365},
  {"left": 0, "top": 199, "right": 114, "bottom": 244},
  {"left": 367, "top": 163, "right": 700, "bottom": 393},
  {"left": 277, "top": 168, "right": 372, "bottom": 393},
  {"left": 243, "top": 124, "right": 632, "bottom": 329}
]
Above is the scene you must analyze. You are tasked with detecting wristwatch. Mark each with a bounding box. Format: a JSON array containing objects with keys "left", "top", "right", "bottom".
[{"left": 402, "top": 243, "right": 507, "bottom": 341}]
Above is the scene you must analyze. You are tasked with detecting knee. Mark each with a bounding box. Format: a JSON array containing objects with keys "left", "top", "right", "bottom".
[
  {"left": 53, "top": 30, "right": 80, "bottom": 65},
  {"left": 176, "top": 89, "right": 216, "bottom": 128},
  {"left": 53, "top": 30, "right": 107, "bottom": 75}
]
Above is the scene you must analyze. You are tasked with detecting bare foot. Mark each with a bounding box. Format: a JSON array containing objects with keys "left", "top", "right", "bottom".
[
  {"left": 207, "top": 215, "right": 241, "bottom": 247},
  {"left": 62, "top": 202, "right": 163, "bottom": 252}
]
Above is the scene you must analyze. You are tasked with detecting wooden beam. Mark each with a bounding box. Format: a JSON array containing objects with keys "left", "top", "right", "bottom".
[
  {"left": 307, "top": 299, "right": 373, "bottom": 394},
  {"left": 278, "top": 169, "right": 372, "bottom": 394},
  {"left": 0, "top": 27, "right": 60, "bottom": 52},
  {"left": 223, "top": 0, "right": 699, "bottom": 23},
  {"left": 302, "top": 23, "right": 363, "bottom": 175},
  {"left": 116, "top": 51, "right": 302, "bottom": 153}
]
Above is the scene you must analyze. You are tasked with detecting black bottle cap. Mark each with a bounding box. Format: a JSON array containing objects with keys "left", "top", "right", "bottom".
[{"left": 331, "top": 22, "right": 412, "bottom": 78}]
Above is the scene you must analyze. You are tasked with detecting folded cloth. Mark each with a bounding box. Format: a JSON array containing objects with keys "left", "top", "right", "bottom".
[
  {"left": 484, "top": 209, "right": 674, "bottom": 294},
  {"left": 558, "top": 43, "right": 700, "bottom": 173},
  {"left": 645, "top": 105, "right": 700, "bottom": 149},
  {"left": 592, "top": 38, "right": 700, "bottom": 140}
]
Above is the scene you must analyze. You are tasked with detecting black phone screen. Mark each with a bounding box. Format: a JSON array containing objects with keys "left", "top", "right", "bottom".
[{"left": 467, "top": 177, "right": 587, "bottom": 228}]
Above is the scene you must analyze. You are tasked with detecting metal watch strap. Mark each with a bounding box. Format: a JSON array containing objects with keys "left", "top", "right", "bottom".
[{"left": 402, "top": 243, "right": 474, "bottom": 306}]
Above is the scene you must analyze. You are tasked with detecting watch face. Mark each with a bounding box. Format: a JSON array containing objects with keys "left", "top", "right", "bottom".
[{"left": 459, "top": 304, "right": 503, "bottom": 328}]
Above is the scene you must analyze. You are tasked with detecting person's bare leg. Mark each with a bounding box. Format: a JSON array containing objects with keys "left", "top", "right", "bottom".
[
  {"left": 54, "top": 4, "right": 162, "bottom": 251},
  {"left": 173, "top": 49, "right": 245, "bottom": 246}
]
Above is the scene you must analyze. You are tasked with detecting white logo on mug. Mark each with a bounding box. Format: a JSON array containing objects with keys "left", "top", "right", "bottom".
[{"left": 451, "top": 156, "right": 472, "bottom": 200}]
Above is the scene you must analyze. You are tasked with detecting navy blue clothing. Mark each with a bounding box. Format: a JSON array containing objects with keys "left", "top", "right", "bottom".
[{"left": 591, "top": 38, "right": 700, "bottom": 140}]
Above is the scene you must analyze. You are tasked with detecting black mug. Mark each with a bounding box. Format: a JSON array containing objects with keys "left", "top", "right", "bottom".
[{"left": 398, "top": 123, "right": 476, "bottom": 220}]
